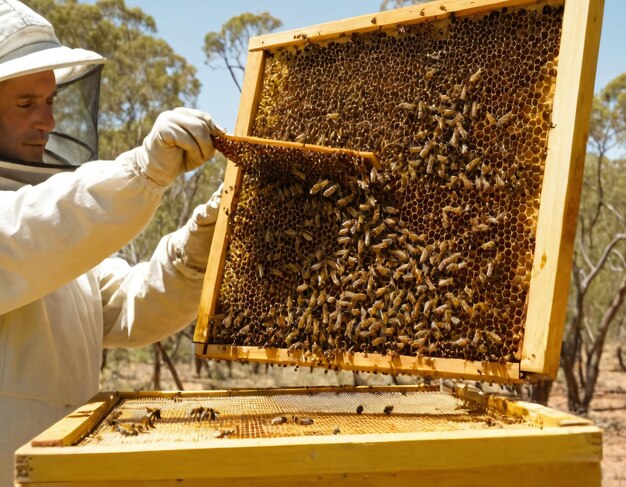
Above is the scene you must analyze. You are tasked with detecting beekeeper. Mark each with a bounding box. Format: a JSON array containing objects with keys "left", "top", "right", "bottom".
[{"left": 0, "top": 1, "right": 223, "bottom": 484}]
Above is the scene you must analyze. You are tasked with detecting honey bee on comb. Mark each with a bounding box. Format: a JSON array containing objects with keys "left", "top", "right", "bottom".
[{"left": 209, "top": 4, "right": 562, "bottom": 369}]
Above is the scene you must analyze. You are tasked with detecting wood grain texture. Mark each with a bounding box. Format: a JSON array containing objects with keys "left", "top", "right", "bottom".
[{"left": 522, "top": 0, "right": 605, "bottom": 376}]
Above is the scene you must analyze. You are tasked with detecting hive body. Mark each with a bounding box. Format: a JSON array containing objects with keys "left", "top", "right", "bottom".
[{"left": 16, "top": 387, "right": 602, "bottom": 486}]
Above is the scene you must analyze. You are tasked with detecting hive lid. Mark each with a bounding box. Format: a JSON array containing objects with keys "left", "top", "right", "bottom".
[{"left": 194, "top": 0, "right": 604, "bottom": 384}]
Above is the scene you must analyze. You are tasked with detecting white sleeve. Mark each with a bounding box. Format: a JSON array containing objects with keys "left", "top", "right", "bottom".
[
  {"left": 99, "top": 225, "right": 205, "bottom": 349},
  {"left": 0, "top": 151, "right": 164, "bottom": 315}
]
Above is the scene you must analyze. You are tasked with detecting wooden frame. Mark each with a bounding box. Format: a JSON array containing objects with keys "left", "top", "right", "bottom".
[
  {"left": 16, "top": 388, "right": 601, "bottom": 486},
  {"left": 195, "top": 0, "right": 604, "bottom": 383}
]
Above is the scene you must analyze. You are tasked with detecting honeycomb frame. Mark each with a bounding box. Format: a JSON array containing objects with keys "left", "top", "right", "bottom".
[{"left": 194, "top": 0, "right": 603, "bottom": 383}]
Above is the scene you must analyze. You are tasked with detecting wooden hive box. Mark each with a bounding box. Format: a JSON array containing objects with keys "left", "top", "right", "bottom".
[
  {"left": 16, "top": 0, "right": 605, "bottom": 485},
  {"left": 16, "top": 386, "right": 602, "bottom": 486}
]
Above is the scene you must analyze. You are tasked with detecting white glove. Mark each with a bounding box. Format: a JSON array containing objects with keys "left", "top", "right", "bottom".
[
  {"left": 171, "top": 184, "right": 223, "bottom": 274},
  {"left": 134, "top": 107, "right": 224, "bottom": 187}
]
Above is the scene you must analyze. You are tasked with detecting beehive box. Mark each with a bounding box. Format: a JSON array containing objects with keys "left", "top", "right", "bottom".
[
  {"left": 17, "top": 0, "right": 604, "bottom": 485},
  {"left": 16, "top": 385, "right": 602, "bottom": 486}
]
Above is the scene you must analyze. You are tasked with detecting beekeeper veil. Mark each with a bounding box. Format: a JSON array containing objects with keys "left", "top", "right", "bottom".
[{"left": 0, "top": 0, "right": 106, "bottom": 180}]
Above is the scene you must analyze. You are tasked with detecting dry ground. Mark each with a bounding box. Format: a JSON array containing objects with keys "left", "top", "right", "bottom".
[{"left": 101, "top": 342, "right": 625, "bottom": 485}]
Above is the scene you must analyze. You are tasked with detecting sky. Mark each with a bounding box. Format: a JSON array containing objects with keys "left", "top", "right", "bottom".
[{"left": 124, "top": 0, "right": 625, "bottom": 134}]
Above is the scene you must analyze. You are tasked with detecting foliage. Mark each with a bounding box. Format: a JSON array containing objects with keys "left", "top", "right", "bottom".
[
  {"left": 26, "top": 0, "right": 200, "bottom": 160},
  {"left": 203, "top": 12, "right": 282, "bottom": 92},
  {"left": 560, "top": 73, "right": 626, "bottom": 413}
]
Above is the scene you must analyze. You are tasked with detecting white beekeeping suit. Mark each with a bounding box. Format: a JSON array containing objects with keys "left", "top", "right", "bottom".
[{"left": 0, "top": 1, "right": 223, "bottom": 484}]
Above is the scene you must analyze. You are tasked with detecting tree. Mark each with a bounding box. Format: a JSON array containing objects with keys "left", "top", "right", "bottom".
[
  {"left": 203, "top": 12, "right": 282, "bottom": 92},
  {"left": 559, "top": 73, "right": 626, "bottom": 413},
  {"left": 26, "top": 0, "right": 227, "bottom": 389},
  {"left": 27, "top": 0, "right": 201, "bottom": 159}
]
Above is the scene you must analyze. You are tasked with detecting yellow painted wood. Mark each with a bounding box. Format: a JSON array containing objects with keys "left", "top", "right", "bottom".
[
  {"left": 195, "top": 344, "right": 520, "bottom": 383},
  {"left": 194, "top": 49, "right": 266, "bottom": 344},
  {"left": 14, "top": 462, "right": 602, "bottom": 487},
  {"left": 522, "top": 0, "right": 605, "bottom": 376},
  {"left": 15, "top": 389, "right": 602, "bottom": 486},
  {"left": 16, "top": 425, "right": 601, "bottom": 482},
  {"left": 248, "top": 0, "right": 563, "bottom": 51},
  {"left": 28, "top": 392, "right": 119, "bottom": 447},
  {"left": 486, "top": 396, "right": 594, "bottom": 427}
]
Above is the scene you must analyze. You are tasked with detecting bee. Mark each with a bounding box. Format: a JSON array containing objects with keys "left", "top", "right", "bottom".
[
  {"left": 372, "top": 336, "right": 386, "bottom": 346},
  {"left": 497, "top": 111, "right": 514, "bottom": 126},
  {"left": 213, "top": 429, "right": 235, "bottom": 439},
  {"left": 171, "top": 391, "right": 182, "bottom": 402},
  {"left": 481, "top": 241, "right": 496, "bottom": 251},
  {"left": 383, "top": 405, "right": 394, "bottom": 415},
  {"left": 460, "top": 300, "right": 474, "bottom": 317},
  {"left": 291, "top": 168, "right": 306, "bottom": 181},
  {"left": 145, "top": 407, "right": 161, "bottom": 424},
  {"left": 398, "top": 102, "right": 416, "bottom": 110},
  {"left": 270, "top": 268, "right": 284, "bottom": 278},
  {"left": 451, "top": 337, "right": 470, "bottom": 347},
  {"left": 271, "top": 415, "right": 288, "bottom": 425},
  {"left": 485, "top": 111, "right": 496, "bottom": 125},
  {"left": 356, "top": 405, "right": 364, "bottom": 414},
  {"left": 294, "top": 416, "right": 315, "bottom": 425},
  {"left": 115, "top": 423, "right": 139, "bottom": 437},
  {"left": 391, "top": 249, "right": 409, "bottom": 262},
  {"left": 326, "top": 112, "right": 340, "bottom": 120},
  {"left": 323, "top": 184, "right": 339, "bottom": 198},
  {"left": 466, "top": 157, "right": 481, "bottom": 172},
  {"left": 471, "top": 329, "right": 482, "bottom": 347},
  {"left": 332, "top": 426, "right": 341, "bottom": 435},
  {"left": 469, "top": 67, "right": 483, "bottom": 84},
  {"left": 438, "top": 277, "right": 454, "bottom": 287},
  {"left": 426, "top": 156, "right": 435, "bottom": 175},
  {"left": 375, "top": 265, "right": 390, "bottom": 276},
  {"left": 458, "top": 172, "right": 473, "bottom": 189},
  {"left": 470, "top": 101, "right": 480, "bottom": 119},
  {"left": 106, "top": 410, "right": 123, "bottom": 426},
  {"left": 336, "top": 194, "right": 355, "bottom": 208},
  {"left": 420, "top": 140, "right": 435, "bottom": 158},
  {"left": 425, "top": 276, "right": 436, "bottom": 291},
  {"left": 495, "top": 173, "right": 506, "bottom": 188},
  {"left": 485, "top": 329, "right": 503, "bottom": 344},
  {"left": 285, "top": 330, "right": 299, "bottom": 344}
]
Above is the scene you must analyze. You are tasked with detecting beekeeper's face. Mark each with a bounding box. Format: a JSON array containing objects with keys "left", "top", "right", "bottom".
[{"left": 0, "top": 70, "right": 56, "bottom": 163}]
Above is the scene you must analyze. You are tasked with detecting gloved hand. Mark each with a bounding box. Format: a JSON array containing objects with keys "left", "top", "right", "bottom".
[
  {"left": 171, "top": 183, "right": 223, "bottom": 275},
  {"left": 134, "top": 107, "right": 224, "bottom": 187}
]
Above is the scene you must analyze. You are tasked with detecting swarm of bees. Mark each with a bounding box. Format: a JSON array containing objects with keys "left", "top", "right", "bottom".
[{"left": 211, "top": 5, "right": 563, "bottom": 366}]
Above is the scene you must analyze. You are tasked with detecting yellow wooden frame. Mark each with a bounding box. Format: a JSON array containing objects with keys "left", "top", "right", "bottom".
[
  {"left": 194, "top": 0, "right": 604, "bottom": 382},
  {"left": 16, "top": 388, "right": 601, "bottom": 485}
]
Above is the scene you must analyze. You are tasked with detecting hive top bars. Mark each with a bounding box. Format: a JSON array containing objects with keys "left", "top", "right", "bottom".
[{"left": 195, "top": 0, "right": 604, "bottom": 383}]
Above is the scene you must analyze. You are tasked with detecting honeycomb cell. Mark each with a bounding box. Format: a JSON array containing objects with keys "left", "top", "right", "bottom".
[{"left": 210, "top": 4, "right": 563, "bottom": 365}]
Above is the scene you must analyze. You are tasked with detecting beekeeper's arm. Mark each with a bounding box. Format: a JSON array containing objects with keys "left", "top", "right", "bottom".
[
  {"left": 0, "top": 107, "right": 221, "bottom": 315},
  {"left": 100, "top": 186, "right": 221, "bottom": 348}
]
